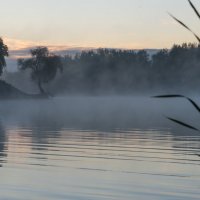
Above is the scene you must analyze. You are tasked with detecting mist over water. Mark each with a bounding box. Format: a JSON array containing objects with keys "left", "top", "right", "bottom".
[
  {"left": 0, "top": 96, "right": 194, "bottom": 131},
  {"left": 0, "top": 96, "right": 200, "bottom": 200}
]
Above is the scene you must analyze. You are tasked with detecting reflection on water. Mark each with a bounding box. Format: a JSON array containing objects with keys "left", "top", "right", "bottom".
[
  {"left": 0, "top": 97, "right": 199, "bottom": 200},
  {"left": 0, "top": 122, "right": 7, "bottom": 167}
]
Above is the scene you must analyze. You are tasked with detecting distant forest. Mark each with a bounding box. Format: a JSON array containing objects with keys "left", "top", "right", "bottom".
[{"left": 4, "top": 43, "right": 200, "bottom": 95}]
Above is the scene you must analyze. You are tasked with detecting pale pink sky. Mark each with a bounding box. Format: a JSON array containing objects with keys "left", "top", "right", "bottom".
[{"left": 1, "top": 0, "right": 200, "bottom": 50}]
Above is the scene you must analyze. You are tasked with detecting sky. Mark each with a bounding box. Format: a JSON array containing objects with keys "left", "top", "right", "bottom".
[{"left": 1, "top": 0, "right": 200, "bottom": 50}]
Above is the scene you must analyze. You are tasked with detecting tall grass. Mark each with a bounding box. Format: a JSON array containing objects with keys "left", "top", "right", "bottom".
[
  {"left": 154, "top": 0, "right": 200, "bottom": 131},
  {"left": 168, "top": 0, "right": 200, "bottom": 42}
]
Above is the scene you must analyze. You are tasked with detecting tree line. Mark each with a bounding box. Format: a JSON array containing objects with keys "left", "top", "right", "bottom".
[
  {"left": 2, "top": 37, "right": 200, "bottom": 95},
  {"left": 50, "top": 43, "right": 200, "bottom": 94}
]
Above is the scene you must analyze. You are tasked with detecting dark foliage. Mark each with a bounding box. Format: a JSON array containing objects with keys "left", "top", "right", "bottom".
[
  {"left": 18, "top": 47, "right": 63, "bottom": 94},
  {"left": 43, "top": 44, "right": 200, "bottom": 94},
  {"left": 0, "top": 38, "right": 9, "bottom": 76}
]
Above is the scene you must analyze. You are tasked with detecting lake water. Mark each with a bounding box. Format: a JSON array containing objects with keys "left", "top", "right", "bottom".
[{"left": 0, "top": 96, "right": 199, "bottom": 200}]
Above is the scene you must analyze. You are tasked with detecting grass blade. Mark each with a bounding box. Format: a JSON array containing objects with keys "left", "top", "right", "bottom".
[
  {"left": 188, "top": 0, "right": 200, "bottom": 20},
  {"left": 186, "top": 97, "right": 200, "bottom": 113},
  {"left": 153, "top": 94, "right": 200, "bottom": 113},
  {"left": 153, "top": 95, "right": 184, "bottom": 98},
  {"left": 166, "top": 117, "right": 199, "bottom": 131},
  {"left": 168, "top": 13, "right": 200, "bottom": 43}
]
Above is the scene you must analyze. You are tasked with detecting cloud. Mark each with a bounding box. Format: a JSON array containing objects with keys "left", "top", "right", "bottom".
[
  {"left": 3, "top": 37, "right": 94, "bottom": 60},
  {"left": 3, "top": 37, "right": 158, "bottom": 71},
  {"left": 2, "top": 37, "right": 93, "bottom": 71},
  {"left": 3, "top": 37, "right": 93, "bottom": 51},
  {"left": 4, "top": 37, "right": 41, "bottom": 50}
]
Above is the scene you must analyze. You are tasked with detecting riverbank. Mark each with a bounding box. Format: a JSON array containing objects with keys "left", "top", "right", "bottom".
[{"left": 0, "top": 80, "right": 48, "bottom": 100}]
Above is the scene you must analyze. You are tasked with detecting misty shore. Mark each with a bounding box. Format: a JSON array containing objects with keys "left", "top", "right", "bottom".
[{"left": 0, "top": 80, "right": 49, "bottom": 100}]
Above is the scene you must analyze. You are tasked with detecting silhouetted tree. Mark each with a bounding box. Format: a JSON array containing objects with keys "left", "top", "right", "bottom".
[
  {"left": 0, "top": 37, "right": 9, "bottom": 76},
  {"left": 18, "top": 47, "right": 63, "bottom": 95}
]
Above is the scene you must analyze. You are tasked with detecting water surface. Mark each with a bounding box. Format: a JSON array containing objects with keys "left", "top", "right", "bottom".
[{"left": 0, "top": 96, "right": 199, "bottom": 200}]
